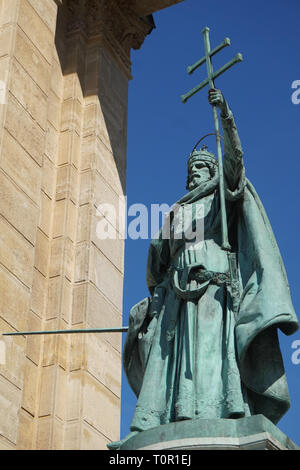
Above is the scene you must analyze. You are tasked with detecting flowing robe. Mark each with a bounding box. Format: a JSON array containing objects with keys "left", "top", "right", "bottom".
[{"left": 123, "top": 109, "right": 298, "bottom": 432}]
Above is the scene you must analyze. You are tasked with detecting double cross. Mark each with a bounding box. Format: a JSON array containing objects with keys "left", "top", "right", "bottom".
[{"left": 181, "top": 27, "right": 243, "bottom": 251}]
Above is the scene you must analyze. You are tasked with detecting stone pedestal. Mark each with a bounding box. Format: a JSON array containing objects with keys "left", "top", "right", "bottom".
[{"left": 120, "top": 415, "right": 299, "bottom": 450}]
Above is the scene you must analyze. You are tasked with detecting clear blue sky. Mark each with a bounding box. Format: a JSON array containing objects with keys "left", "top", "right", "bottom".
[{"left": 120, "top": 0, "right": 300, "bottom": 444}]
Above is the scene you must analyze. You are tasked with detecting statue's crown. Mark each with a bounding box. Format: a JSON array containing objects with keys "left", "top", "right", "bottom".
[{"left": 188, "top": 145, "right": 218, "bottom": 167}]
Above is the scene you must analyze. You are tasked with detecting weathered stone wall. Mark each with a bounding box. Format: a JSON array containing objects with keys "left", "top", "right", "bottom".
[
  {"left": 0, "top": 0, "right": 183, "bottom": 450},
  {"left": 133, "top": 0, "right": 183, "bottom": 16},
  {"left": 0, "top": 0, "right": 60, "bottom": 449}
]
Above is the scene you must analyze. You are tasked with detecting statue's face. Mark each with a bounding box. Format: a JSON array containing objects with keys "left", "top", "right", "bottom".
[{"left": 188, "top": 160, "right": 211, "bottom": 190}]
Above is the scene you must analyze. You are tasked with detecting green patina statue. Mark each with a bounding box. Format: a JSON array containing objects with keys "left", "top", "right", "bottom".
[{"left": 108, "top": 88, "right": 298, "bottom": 450}]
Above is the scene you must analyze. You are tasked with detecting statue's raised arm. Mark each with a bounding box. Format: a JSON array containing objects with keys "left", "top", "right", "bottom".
[{"left": 208, "top": 88, "right": 244, "bottom": 191}]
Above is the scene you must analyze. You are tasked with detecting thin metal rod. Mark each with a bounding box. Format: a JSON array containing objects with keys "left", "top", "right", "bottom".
[
  {"left": 202, "top": 26, "right": 231, "bottom": 251},
  {"left": 187, "top": 37, "right": 231, "bottom": 75},
  {"left": 2, "top": 327, "right": 129, "bottom": 337}
]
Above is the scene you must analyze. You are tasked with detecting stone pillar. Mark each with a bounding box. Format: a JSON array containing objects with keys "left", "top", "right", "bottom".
[
  {"left": 0, "top": 0, "right": 60, "bottom": 449},
  {"left": 19, "top": 0, "right": 153, "bottom": 450},
  {"left": 0, "top": 0, "right": 184, "bottom": 451}
]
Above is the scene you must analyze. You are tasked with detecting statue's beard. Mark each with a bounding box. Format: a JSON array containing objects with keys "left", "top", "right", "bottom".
[{"left": 188, "top": 175, "right": 211, "bottom": 191}]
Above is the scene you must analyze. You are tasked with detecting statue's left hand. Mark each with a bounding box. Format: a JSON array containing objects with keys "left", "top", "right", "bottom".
[{"left": 208, "top": 88, "right": 225, "bottom": 110}]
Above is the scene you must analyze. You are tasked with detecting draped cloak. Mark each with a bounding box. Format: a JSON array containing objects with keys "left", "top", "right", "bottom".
[{"left": 123, "top": 111, "right": 298, "bottom": 432}]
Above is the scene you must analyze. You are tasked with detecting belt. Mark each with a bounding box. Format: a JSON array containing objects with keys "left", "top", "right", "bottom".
[
  {"left": 189, "top": 268, "right": 231, "bottom": 286},
  {"left": 170, "top": 266, "right": 231, "bottom": 301}
]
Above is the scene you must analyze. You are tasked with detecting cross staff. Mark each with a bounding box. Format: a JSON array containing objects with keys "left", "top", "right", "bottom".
[{"left": 181, "top": 27, "right": 243, "bottom": 251}]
